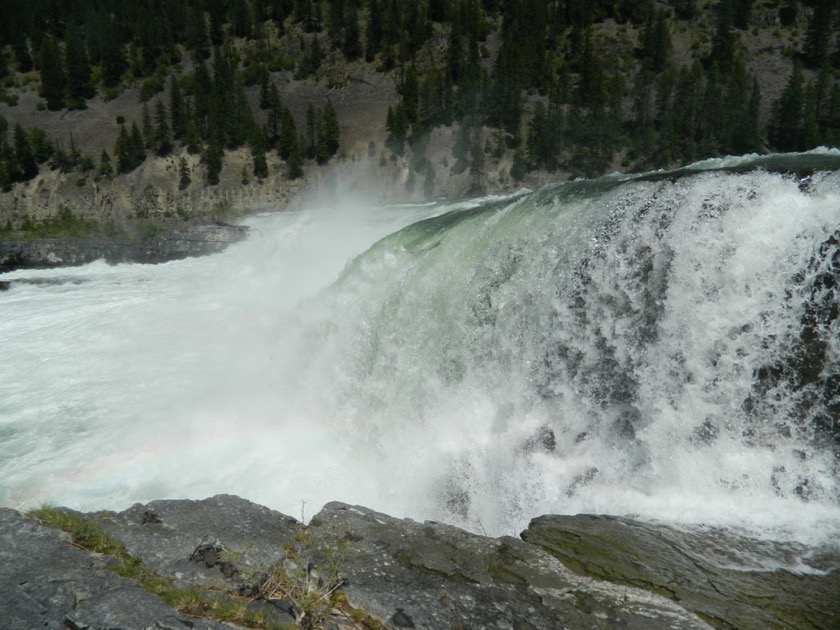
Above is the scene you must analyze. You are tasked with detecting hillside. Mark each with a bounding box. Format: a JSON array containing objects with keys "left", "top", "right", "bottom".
[{"left": 1, "top": 0, "right": 839, "bottom": 249}]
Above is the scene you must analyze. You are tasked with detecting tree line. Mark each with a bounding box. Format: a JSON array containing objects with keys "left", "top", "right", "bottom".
[{"left": 1, "top": 0, "right": 840, "bottom": 187}]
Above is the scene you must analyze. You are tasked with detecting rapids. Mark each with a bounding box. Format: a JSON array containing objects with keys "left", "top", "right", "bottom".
[{"left": 2, "top": 153, "right": 840, "bottom": 544}]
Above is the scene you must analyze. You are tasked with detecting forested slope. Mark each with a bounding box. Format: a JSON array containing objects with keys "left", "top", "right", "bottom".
[{"left": 1, "top": 0, "right": 839, "bottom": 233}]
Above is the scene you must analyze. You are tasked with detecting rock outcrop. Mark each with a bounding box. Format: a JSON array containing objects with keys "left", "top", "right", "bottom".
[
  {"left": 0, "top": 223, "right": 249, "bottom": 272},
  {"left": 3, "top": 494, "right": 838, "bottom": 630},
  {"left": 522, "top": 514, "right": 840, "bottom": 630}
]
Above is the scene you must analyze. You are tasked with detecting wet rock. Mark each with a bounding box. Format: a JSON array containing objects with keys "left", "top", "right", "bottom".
[
  {"left": 308, "top": 502, "right": 711, "bottom": 630},
  {"left": 522, "top": 513, "right": 840, "bottom": 630},
  {"left": 6, "top": 495, "right": 836, "bottom": 630},
  {"left": 522, "top": 424, "right": 556, "bottom": 453}
]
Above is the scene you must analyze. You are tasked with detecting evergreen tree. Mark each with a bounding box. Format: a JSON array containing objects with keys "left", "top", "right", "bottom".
[
  {"left": 129, "top": 121, "right": 146, "bottom": 169},
  {"left": 278, "top": 107, "right": 298, "bottom": 160},
  {"left": 510, "top": 145, "right": 527, "bottom": 181},
  {"left": 366, "top": 0, "right": 383, "bottom": 61},
  {"left": 305, "top": 103, "right": 317, "bottom": 158},
  {"left": 24, "top": 128, "right": 51, "bottom": 165},
  {"left": 402, "top": 65, "right": 420, "bottom": 123},
  {"left": 770, "top": 62, "right": 805, "bottom": 151},
  {"left": 178, "top": 156, "right": 192, "bottom": 190},
  {"left": 343, "top": 1, "right": 363, "bottom": 61},
  {"left": 12, "top": 30, "right": 33, "bottom": 73},
  {"left": 38, "top": 36, "right": 65, "bottom": 110},
  {"left": 640, "top": 9, "right": 671, "bottom": 72},
  {"left": 710, "top": 3, "right": 737, "bottom": 74},
  {"left": 99, "top": 149, "right": 113, "bottom": 177},
  {"left": 469, "top": 129, "right": 485, "bottom": 186},
  {"left": 101, "top": 15, "right": 127, "bottom": 88},
  {"left": 731, "top": 0, "right": 754, "bottom": 30},
  {"left": 804, "top": 0, "right": 835, "bottom": 69},
  {"left": 64, "top": 24, "right": 94, "bottom": 109},
  {"left": 252, "top": 129, "right": 269, "bottom": 179},
  {"left": 802, "top": 81, "right": 820, "bottom": 150},
  {"left": 153, "top": 99, "right": 172, "bottom": 156},
  {"left": 202, "top": 138, "right": 224, "bottom": 185},
  {"left": 385, "top": 103, "right": 408, "bottom": 155},
  {"left": 170, "top": 75, "right": 187, "bottom": 140},
  {"left": 141, "top": 103, "right": 153, "bottom": 148},
  {"left": 12, "top": 124, "right": 38, "bottom": 181},
  {"left": 287, "top": 135, "right": 304, "bottom": 178},
  {"left": 321, "top": 99, "right": 340, "bottom": 156},
  {"left": 115, "top": 125, "right": 131, "bottom": 172},
  {"left": 264, "top": 82, "right": 283, "bottom": 145}
]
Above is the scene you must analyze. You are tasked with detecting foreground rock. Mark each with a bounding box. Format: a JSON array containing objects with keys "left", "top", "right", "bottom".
[
  {"left": 0, "top": 223, "right": 248, "bottom": 272},
  {"left": 522, "top": 514, "right": 840, "bottom": 630},
  {"left": 2, "top": 495, "right": 837, "bottom": 629},
  {"left": 0, "top": 507, "right": 230, "bottom": 630}
]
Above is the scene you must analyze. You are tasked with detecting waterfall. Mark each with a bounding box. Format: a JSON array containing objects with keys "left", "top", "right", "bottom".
[{"left": 2, "top": 152, "right": 839, "bottom": 542}]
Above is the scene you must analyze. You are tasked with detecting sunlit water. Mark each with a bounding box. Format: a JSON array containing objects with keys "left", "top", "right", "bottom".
[{"left": 2, "top": 156, "right": 840, "bottom": 547}]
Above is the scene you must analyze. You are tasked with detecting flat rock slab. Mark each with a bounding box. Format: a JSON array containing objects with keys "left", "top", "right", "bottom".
[
  {"left": 0, "top": 507, "right": 231, "bottom": 630},
  {"left": 308, "top": 502, "right": 712, "bottom": 630},
  {"left": 522, "top": 514, "right": 840, "bottom": 630},
  {"left": 92, "top": 494, "right": 301, "bottom": 592}
]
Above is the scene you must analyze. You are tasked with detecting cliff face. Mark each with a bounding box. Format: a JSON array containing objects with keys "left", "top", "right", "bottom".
[{"left": 2, "top": 495, "right": 838, "bottom": 630}]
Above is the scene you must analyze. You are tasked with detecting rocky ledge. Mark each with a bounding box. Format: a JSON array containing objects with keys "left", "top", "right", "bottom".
[
  {"left": 0, "top": 223, "right": 248, "bottom": 273},
  {"left": 1, "top": 495, "right": 838, "bottom": 630}
]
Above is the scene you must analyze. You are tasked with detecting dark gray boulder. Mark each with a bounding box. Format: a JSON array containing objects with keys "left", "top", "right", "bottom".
[{"left": 522, "top": 513, "right": 840, "bottom": 630}]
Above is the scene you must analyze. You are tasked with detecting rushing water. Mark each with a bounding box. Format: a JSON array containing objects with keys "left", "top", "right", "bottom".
[{"left": 2, "top": 153, "right": 840, "bottom": 544}]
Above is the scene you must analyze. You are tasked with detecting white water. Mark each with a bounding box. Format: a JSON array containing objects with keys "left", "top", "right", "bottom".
[{"left": 2, "top": 164, "right": 840, "bottom": 546}]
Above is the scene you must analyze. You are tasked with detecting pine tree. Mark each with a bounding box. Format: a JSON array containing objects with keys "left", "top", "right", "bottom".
[
  {"left": 64, "top": 24, "right": 94, "bottom": 109},
  {"left": 21, "top": 128, "right": 50, "bottom": 165},
  {"left": 170, "top": 75, "right": 187, "bottom": 140},
  {"left": 365, "top": 0, "right": 383, "bottom": 61},
  {"left": 101, "top": 16, "right": 127, "bottom": 88},
  {"left": 804, "top": 0, "right": 835, "bottom": 68},
  {"left": 343, "top": 1, "right": 363, "bottom": 61},
  {"left": 154, "top": 99, "right": 172, "bottom": 156},
  {"left": 178, "top": 156, "right": 192, "bottom": 190},
  {"left": 264, "top": 82, "right": 282, "bottom": 145},
  {"left": 402, "top": 65, "right": 420, "bottom": 123},
  {"left": 38, "top": 36, "right": 65, "bottom": 110},
  {"left": 12, "top": 124, "right": 38, "bottom": 181},
  {"left": 321, "top": 99, "right": 340, "bottom": 156},
  {"left": 278, "top": 107, "right": 298, "bottom": 160},
  {"left": 252, "top": 129, "right": 269, "bottom": 179},
  {"left": 115, "top": 125, "right": 131, "bottom": 173},
  {"left": 710, "top": 3, "right": 737, "bottom": 74},
  {"left": 640, "top": 9, "right": 671, "bottom": 72},
  {"left": 306, "top": 103, "right": 317, "bottom": 158},
  {"left": 287, "top": 133, "right": 304, "bottom": 179},
  {"left": 469, "top": 130, "right": 485, "bottom": 186},
  {"left": 386, "top": 104, "right": 408, "bottom": 155},
  {"left": 202, "top": 138, "right": 224, "bottom": 185},
  {"left": 99, "top": 149, "right": 113, "bottom": 177},
  {"left": 129, "top": 121, "right": 146, "bottom": 170},
  {"left": 770, "top": 62, "right": 805, "bottom": 152}
]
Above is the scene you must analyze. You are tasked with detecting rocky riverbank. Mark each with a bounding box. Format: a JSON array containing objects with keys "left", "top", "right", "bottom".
[{"left": 2, "top": 495, "right": 838, "bottom": 630}]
